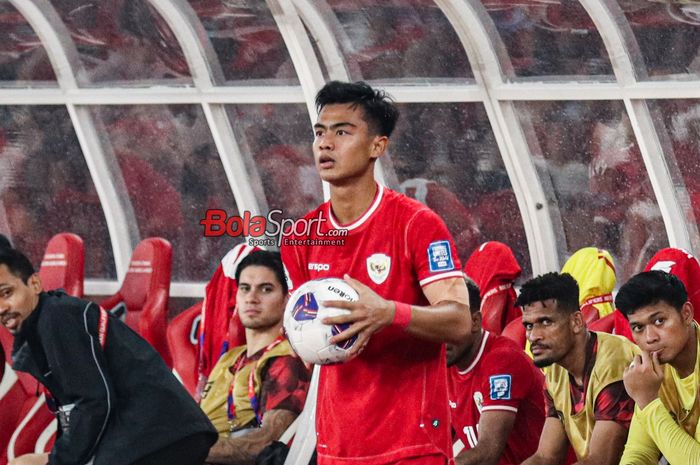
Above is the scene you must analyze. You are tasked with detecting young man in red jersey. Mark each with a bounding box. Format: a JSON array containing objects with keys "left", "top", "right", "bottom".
[
  {"left": 447, "top": 278, "right": 545, "bottom": 465},
  {"left": 280, "top": 81, "right": 471, "bottom": 465}
]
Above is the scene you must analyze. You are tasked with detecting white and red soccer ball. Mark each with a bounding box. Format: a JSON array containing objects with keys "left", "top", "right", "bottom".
[{"left": 283, "top": 278, "right": 359, "bottom": 365}]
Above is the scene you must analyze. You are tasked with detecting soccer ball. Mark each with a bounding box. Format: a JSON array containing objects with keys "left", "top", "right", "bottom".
[{"left": 283, "top": 278, "right": 359, "bottom": 365}]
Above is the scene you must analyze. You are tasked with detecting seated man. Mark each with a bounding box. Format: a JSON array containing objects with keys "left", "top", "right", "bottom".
[
  {"left": 1, "top": 247, "right": 216, "bottom": 465},
  {"left": 617, "top": 271, "right": 700, "bottom": 465},
  {"left": 200, "top": 250, "right": 310, "bottom": 465},
  {"left": 518, "top": 272, "right": 638, "bottom": 465},
  {"left": 447, "top": 278, "right": 545, "bottom": 465}
]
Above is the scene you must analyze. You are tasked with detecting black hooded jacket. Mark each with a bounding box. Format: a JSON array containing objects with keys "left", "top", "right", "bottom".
[{"left": 12, "top": 290, "right": 216, "bottom": 465}]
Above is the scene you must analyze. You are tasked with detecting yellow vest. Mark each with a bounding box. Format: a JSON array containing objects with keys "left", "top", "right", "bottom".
[
  {"left": 200, "top": 340, "right": 294, "bottom": 437},
  {"left": 546, "top": 332, "right": 639, "bottom": 459},
  {"left": 657, "top": 323, "right": 700, "bottom": 437}
]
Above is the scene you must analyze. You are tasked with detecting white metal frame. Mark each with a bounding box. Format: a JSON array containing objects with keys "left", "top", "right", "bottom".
[{"left": 3, "top": 0, "right": 700, "bottom": 295}]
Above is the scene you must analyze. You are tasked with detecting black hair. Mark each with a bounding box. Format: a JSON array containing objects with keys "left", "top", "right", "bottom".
[
  {"left": 0, "top": 234, "right": 11, "bottom": 251},
  {"left": 616, "top": 270, "right": 687, "bottom": 317},
  {"left": 464, "top": 276, "right": 482, "bottom": 314},
  {"left": 235, "top": 250, "right": 288, "bottom": 294},
  {"left": 315, "top": 81, "right": 400, "bottom": 137},
  {"left": 0, "top": 247, "right": 35, "bottom": 283},
  {"left": 515, "top": 272, "right": 580, "bottom": 313}
]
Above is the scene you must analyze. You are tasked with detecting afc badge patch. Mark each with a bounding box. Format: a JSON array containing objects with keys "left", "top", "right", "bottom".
[
  {"left": 366, "top": 253, "right": 391, "bottom": 284},
  {"left": 427, "top": 241, "right": 455, "bottom": 273},
  {"left": 489, "top": 375, "right": 512, "bottom": 400}
]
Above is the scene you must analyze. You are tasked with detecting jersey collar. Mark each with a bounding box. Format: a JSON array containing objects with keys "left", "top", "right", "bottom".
[
  {"left": 458, "top": 330, "right": 489, "bottom": 375},
  {"left": 327, "top": 183, "right": 384, "bottom": 231}
]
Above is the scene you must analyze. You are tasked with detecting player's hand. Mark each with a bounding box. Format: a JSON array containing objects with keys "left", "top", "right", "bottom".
[
  {"left": 623, "top": 350, "right": 664, "bottom": 410},
  {"left": 322, "top": 274, "right": 395, "bottom": 358}
]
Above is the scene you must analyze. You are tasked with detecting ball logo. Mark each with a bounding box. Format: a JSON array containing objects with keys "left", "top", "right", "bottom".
[
  {"left": 292, "top": 293, "right": 319, "bottom": 321},
  {"left": 366, "top": 253, "right": 391, "bottom": 285}
]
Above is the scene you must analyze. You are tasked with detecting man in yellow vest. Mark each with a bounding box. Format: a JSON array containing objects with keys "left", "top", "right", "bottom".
[
  {"left": 617, "top": 270, "right": 700, "bottom": 465},
  {"left": 517, "top": 272, "right": 638, "bottom": 465},
  {"left": 200, "top": 250, "right": 310, "bottom": 464}
]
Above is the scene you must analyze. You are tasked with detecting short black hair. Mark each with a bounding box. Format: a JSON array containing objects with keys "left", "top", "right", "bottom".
[
  {"left": 315, "top": 81, "right": 400, "bottom": 137},
  {"left": 515, "top": 272, "right": 580, "bottom": 313},
  {"left": 616, "top": 270, "right": 687, "bottom": 317},
  {"left": 0, "top": 234, "right": 11, "bottom": 250},
  {"left": 0, "top": 247, "right": 36, "bottom": 283},
  {"left": 464, "top": 276, "right": 482, "bottom": 314},
  {"left": 235, "top": 250, "right": 288, "bottom": 294}
]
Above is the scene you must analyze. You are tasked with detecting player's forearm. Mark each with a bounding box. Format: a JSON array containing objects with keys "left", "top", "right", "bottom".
[
  {"left": 206, "top": 410, "right": 296, "bottom": 465},
  {"left": 634, "top": 398, "right": 700, "bottom": 465},
  {"left": 520, "top": 453, "right": 557, "bottom": 465},
  {"left": 455, "top": 445, "right": 501, "bottom": 465},
  {"left": 405, "top": 300, "right": 470, "bottom": 344}
]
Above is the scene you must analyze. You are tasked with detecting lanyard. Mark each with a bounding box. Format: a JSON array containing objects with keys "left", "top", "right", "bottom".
[
  {"left": 581, "top": 294, "right": 613, "bottom": 308},
  {"left": 227, "top": 335, "right": 284, "bottom": 427},
  {"left": 482, "top": 283, "right": 513, "bottom": 301}
]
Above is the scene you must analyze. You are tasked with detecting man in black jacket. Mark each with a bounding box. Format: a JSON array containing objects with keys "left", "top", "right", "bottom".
[{"left": 0, "top": 247, "right": 217, "bottom": 465}]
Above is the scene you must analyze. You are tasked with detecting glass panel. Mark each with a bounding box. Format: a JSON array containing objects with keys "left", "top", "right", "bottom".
[
  {"left": 388, "top": 103, "right": 531, "bottom": 279},
  {"left": 515, "top": 100, "right": 668, "bottom": 282},
  {"left": 91, "top": 105, "right": 240, "bottom": 281},
  {"left": 615, "top": 1, "right": 700, "bottom": 79},
  {"left": 326, "top": 0, "right": 473, "bottom": 82},
  {"left": 481, "top": 0, "right": 614, "bottom": 80},
  {"left": 226, "top": 104, "right": 322, "bottom": 222},
  {"left": 649, "top": 99, "right": 700, "bottom": 240},
  {"left": 50, "top": 0, "right": 192, "bottom": 85},
  {"left": 189, "top": 0, "right": 298, "bottom": 85},
  {"left": 0, "top": 106, "right": 114, "bottom": 278},
  {"left": 0, "top": 3, "right": 57, "bottom": 85}
]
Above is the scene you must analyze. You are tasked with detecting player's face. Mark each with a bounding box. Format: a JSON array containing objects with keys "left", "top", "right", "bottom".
[
  {"left": 627, "top": 301, "right": 694, "bottom": 364},
  {"left": 446, "top": 311, "right": 482, "bottom": 367},
  {"left": 313, "top": 104, "right": 387, "bottom": 185},
  {"left": 522, "top": 299, "right": 577, "bottom": 368},
  {"left": 0, "top": 265, "right": 41, "bottom": 335},
  {"left": 237, "top": 265, "right": 287, "bottom": 331}
]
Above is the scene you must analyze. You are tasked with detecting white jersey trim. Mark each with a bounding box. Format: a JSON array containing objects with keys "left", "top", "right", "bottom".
[
  {"left": 419, "top": 270, "right": 465, "bottom": 287},
  {"left": 327, "top": 183, "right": 384, "bottom": 231},
  {"left": 481, "top": 405, "right": 518, "bottom": 413},
  {"left": 459, "top": 330, "right": 489, "bottom": 375}
]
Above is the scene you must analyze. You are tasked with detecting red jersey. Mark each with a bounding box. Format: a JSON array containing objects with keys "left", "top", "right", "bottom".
[
  {"left": 281, "top": 184, "right": 463, "bottom": 465},
  {"left": 448, "top": 331, "right": 546, "bottom": 465}
]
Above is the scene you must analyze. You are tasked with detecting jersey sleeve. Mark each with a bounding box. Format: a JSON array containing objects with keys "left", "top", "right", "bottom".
[
  {"left": 619, "top": 403, "right": 663, "bottom": 465},
  {"left": 260, "top": 355, "right": 311, "bottom": 417},
  {"left": 280, "top": 240, "right": 305, "bottom": 294},
  {"left": 478, "top": 349, "right": 537, "bottom": 413},
  {"left": 623, "top": 398, "right": 700, "bottom": 465},
  {"left": 593, "top": 380, "right": 635, "bottom": 428},
  {"left": 406, "top": 207, "right": 463, "bottom": 287}
]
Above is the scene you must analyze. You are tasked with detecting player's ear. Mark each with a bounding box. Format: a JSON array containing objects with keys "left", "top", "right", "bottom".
[
  {"left": 571, "top": 310, "right": 585, "bottom": 334},
  {"left": 471, "top": 311, "right": 482, "bottom": 334},
  {"left": 370, "top": 135, "right": 388, "bottom": 160}
]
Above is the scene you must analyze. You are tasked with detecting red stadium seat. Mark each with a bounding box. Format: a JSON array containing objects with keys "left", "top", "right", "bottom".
[
  {"left": 101, "top": 238, "right": 173, "bottom": 366},
  {"left": 588, "top": 312, "right": 615, "bottom": 333},
  {"left": 167, "top": 305, "right": 201, "bottom": 396},
  {"left": 501, "top": 316, "right": 526, "bottom": 349},
  {"left": 0, "top": 328, "right": 35, "bottom": 465},
  {"left": 38, "top": 233, "right": 84, "bottom": 298},
  {"left": 4, "top": 394, "right": 55, "bottom": 463}
]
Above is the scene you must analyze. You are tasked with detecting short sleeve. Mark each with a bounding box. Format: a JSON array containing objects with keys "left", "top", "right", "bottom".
[
  {"left": 593, "top": 380, "right": 635, "bottom": 428},
  {"left": 259, "top": 355, "right": 311, "bottom": 417},
  {"left": 545, "top": 389, "right": 559, "bottom": 419},
  {"left": 479, "top": 349, "right": 538, "bottom": 413},
  {"left": 280, "top": 242, "right": 305, "bottom": 294},
  {"left": 406, "top": 208, "right": 463, "bottom": 287}
]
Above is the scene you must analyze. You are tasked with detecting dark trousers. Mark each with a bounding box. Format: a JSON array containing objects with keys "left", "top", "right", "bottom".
[{"left": 129, "top": 432, "right": 214, "bottom": 465}]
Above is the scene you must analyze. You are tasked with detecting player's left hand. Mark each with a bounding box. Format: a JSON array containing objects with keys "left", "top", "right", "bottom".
[
  {"left": 623, "top": 350, "right": 664, "bottom": 410},
  {"left": 322, "top": 274, "right": 394, "bottom": 358}
]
